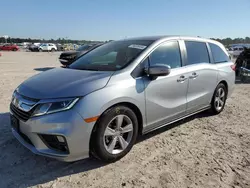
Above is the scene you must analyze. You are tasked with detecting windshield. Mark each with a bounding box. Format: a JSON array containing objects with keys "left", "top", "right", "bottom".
[
  {"left": 76, "top": 44, "right": 92, "bottom": 51},
  {"left": 70, "top": 40, "right": 153, "bottom": 71}
]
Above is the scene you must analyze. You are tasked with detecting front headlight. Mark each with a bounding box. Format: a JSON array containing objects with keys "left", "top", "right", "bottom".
[{"left": 32, "top": 98, "right": 79, "bottom": 117}]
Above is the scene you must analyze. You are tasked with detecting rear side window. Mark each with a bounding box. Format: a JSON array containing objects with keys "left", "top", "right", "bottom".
[
  {"left": 149, "top": 41, "right": 182, "bottom": 69},
  {"left": 209, "top": 43, "right": 230, "bottom": 63},
  {"left": 185, "top": 41, "right": 210, "bottom": 65}
]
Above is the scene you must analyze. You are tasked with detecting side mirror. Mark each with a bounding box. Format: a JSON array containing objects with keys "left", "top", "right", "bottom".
[{"left": 145, "top": 64, "right": 171, "bottom": 77}]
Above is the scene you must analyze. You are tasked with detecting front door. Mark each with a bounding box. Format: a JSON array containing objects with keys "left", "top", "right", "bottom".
[
  {"left": 43, "top": 44, "right": 49, "bottom": 51},
  {"left": 184, "top": 41, "right": 218, "bottom": 114},
  {"left": 144, "top": 41, "right": 189, "bottom": 131}
]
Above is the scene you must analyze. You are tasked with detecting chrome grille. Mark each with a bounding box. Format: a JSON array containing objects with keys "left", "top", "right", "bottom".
[
  {"left": 10, "top": 103, "right": 33, "bottom": 121},
  {"left": 10, "top": 92, "right": 39, "bottom": 121}
]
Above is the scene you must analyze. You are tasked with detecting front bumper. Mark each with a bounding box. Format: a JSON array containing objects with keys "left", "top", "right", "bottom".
[{"left": 10, "top": 108, "right": 95, "bottom": 162}]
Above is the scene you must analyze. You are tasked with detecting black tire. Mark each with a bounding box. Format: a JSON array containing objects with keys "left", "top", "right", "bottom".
[
  {"left": 210, "top": 83, "right": 227, "bottom": 114},
  {"left": 91, "top": 106, "right": 138, "bottom": 162},
  {"left": 39, "top": 48, "right": 43, "bottom": 52},
  {"left": 51, "top": 48, "right": 55, "bottom": 52},
  {"left": 12, "top": 48, "right": 17, "bottom": 51}
]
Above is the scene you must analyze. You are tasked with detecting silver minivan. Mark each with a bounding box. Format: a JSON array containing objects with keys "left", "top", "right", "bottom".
[{"left": 10, "top": 36, "right": 235, "bottom": 162}]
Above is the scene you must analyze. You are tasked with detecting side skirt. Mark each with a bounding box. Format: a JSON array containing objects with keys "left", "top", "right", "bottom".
[{"left": 142, "top": 105, "right": 211, "bottom": 134}]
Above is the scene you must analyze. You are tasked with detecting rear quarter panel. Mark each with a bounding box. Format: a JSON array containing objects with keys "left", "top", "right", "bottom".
[{"left": 216, "top": 62, "right": 235, "bottom": 97}]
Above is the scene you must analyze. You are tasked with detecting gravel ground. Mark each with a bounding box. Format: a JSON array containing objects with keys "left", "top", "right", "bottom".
[{"left": 0, "top": 52, "right": 249, "bottom": 188}]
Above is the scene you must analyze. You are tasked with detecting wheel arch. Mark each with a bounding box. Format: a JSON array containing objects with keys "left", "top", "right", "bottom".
[
  {"left": 89, "top": 101, "right": 144, "bottom": 156},
  {"left": 89, "top": 102, "right": 143, "bottom": 157},
  {"left": 210, "top": 80, "right": 229, "bottom": 105},
  {"left": 218, "top": 80, "right": 228, "bottom": 96},
  {"left": 93, "top": 102, "right": 143, "bottom": 135}
]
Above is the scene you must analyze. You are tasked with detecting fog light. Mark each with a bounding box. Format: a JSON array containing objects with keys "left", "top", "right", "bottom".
[
  {"left": 39, "top": 134, "right": 69, "bottom": 153},
  {"left": 57, "top": 136, "right": 65, "bottom": 143}
]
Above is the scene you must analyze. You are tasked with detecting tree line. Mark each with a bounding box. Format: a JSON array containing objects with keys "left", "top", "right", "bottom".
[
  {"left": 210, "top": 37, "right": 250, "bottom": 46},
  {"left": 1, "top": 37, "right": 250, "bottom": 46},
  {"left": 0, "top": 37, "right": 105, "bottom": 45}
]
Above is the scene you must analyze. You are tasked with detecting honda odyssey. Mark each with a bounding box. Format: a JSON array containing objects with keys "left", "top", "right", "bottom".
[{"left": 10, "top": 36, "right": 235, "bottom": 162}]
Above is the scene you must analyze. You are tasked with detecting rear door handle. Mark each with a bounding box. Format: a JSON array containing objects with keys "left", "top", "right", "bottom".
[
  {"left": 177, "top": 75, "right": 187, "bottom": 82},
  {"left": 189, "top": 72, "right": 198, "bottom": 79}
]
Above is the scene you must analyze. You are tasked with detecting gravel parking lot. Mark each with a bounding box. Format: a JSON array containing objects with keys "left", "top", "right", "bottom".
[{"left": 0, "top": 52, "right": 250, "bottom": 188}]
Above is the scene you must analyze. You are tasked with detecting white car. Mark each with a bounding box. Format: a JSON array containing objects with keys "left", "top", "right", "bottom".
[{"left": 39, "top": 43, "right": 57, "bottom": 52}]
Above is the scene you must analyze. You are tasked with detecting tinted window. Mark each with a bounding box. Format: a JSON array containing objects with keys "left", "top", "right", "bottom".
[
  {"left": 185, "top": 41, "right": 210, "bottom": 65},
  {"left": 92, "top": 51, "right": 117, "bottom": 63},
  {"left": 70, "top": 40, "right": 153, "bottom": 71},
  {"left": 149, "top": 41, "right": 181, "bottom": 69},
  {"left": 209, "top": 43, "right": 230, "bottom": 63}
]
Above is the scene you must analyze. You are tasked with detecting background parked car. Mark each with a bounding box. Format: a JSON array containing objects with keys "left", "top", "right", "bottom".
[
  {"left": 22, "top": 42, "right": 31, "bottom": 49},
  {"left": 59, "top": 43, "right": 103, "bottom": 66},
  {"left": 228, "top": 46, "right": 244, "bottom": 59},
  {"left": 39, "top": 43, "right": 57, "bottom": 52},
  {"left": 63, "top": 43, "right": 80, "bottom": 51},
  {"left": 28, "top": 44, "right": 41, "bottom": 52},
  {"left": 0, "top": 44, "right": 19, "bottom": 51},
  {"left": 235, "top": 47, "right": 250, "bottom": 77},
  {"left": 56, "top": 44, "right": 64, "bottom": 51}
]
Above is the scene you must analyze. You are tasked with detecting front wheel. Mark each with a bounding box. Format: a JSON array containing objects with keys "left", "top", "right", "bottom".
[
  {"left": 51, "top": 48, "right": 55, "bottom": 52},
  {"left": 91, "top": 106, "right": 138, "bottom": 162},
  {"left": 39, "top": 48, "right": 43, "bottom": 52},
  {"left": 210, "top": 83, "right": 227, "bottom": 114}
]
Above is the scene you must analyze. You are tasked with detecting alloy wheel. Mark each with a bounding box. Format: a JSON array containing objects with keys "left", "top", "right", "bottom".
[
  {"left": 214, "top": 88, "right": 225, "bottom": 111},
  {"left": 103, "top": 115, "right": 134, "bottom": 154}
]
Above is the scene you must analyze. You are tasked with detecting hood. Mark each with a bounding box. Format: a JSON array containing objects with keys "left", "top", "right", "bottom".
[
  {"left": 59, "top": 51, "right": 78, "bottom": 59},
  {"left": 61, "top": 51, "right": 78, "bottom": 55},
  {"left": 17, "top": 68, "right": 113, "bottom": 99}
]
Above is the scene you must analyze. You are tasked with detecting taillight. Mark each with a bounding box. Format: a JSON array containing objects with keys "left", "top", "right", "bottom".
[{"left": 230, "top": 64, "right": 236, "bottom": 71}]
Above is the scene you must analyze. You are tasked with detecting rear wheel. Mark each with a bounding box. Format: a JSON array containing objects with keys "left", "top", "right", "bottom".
[
  {"left": 91, "top": 106, "right": 138, "bottom": 162},
  {"left": 210, "top": 83, "right": 227, "bottom": 114}
]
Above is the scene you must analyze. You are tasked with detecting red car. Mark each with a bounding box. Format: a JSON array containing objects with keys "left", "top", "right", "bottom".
[{"left": 0, "top": 44, "right": 19, "bottom": 51}]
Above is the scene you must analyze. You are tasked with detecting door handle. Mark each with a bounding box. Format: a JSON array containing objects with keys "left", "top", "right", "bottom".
[
  {"left": 189, "top": 72, "right": 198, "bottom": 79},
  {"left": 177, "top": 75, "right": 187, "bottom": 82}
]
